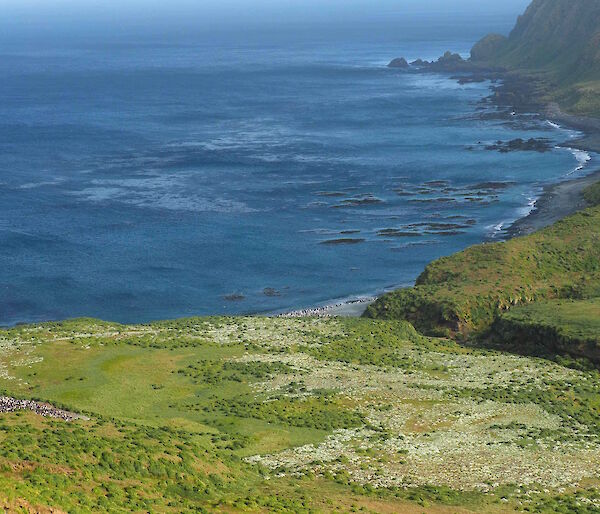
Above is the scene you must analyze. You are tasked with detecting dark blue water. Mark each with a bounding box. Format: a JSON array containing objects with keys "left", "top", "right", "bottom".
[{"left": 0, "top": 12, "right": 594, "bottom": 325}]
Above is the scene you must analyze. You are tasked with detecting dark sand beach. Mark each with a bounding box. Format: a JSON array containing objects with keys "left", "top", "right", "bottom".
[{"left": 506, "top": 169, "right": 600, "bottom": 237}]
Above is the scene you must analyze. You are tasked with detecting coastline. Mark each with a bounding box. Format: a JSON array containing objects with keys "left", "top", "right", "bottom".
[
  {"left": 4, "top": 70, "right": 600, "bottom": 327},
  {"left": 545, "top": 102, "right": 600, "bottom": 154},
  {"left": 506, "top": 168, "right": 600, "bottom": 238},
  {"left": 485, "top": 73, "right": 600, "bottom": 236},
  {"left": 276, "top": 73, "right": 600, "bottom": 319},
  {"left": 278, "top": 162, "right": 599, "bottom": 319},
  {"left": 274, "top": 295, "right": 376, "bottom": 318}
]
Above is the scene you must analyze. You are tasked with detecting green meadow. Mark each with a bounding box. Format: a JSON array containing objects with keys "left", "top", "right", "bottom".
[{"left": 1, "top": 316, "right": 600, "bottom": 513}]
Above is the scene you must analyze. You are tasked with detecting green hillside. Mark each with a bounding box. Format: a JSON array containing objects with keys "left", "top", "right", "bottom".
[
  {"left": 365, "top": 180, "right": 600, "bottom": 360},
  {"left": 471, "top": 0, "right": 600, "bottom": 116}
]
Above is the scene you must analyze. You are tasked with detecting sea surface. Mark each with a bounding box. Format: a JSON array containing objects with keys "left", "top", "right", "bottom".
[{"left": 0, "top": 11, "right": 596, "bottom": 325}]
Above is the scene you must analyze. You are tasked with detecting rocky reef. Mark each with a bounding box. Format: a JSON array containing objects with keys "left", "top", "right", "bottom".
[
  {"left": 387, "top": 57, "right": 409, "bottom": 68},
  {"left": 485, "top": 137, "right": 552, "bottom": 153}
]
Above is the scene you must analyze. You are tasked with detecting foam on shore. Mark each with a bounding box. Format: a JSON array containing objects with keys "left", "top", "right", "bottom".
[{"left": 565, "top": 148, "right": 592, "bottom": 174}]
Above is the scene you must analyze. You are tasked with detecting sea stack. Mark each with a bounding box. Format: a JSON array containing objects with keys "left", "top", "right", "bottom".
[{"left": 387, "top": 57, "right": 409, "bottom": 68}]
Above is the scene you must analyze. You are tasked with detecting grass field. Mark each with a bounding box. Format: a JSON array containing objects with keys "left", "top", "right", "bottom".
[
  {"left": 1, "top": 317, "right": 600, "bottom": 512},
  {"left": 500, "top": 299, "right": 600, "bottom": 343}
]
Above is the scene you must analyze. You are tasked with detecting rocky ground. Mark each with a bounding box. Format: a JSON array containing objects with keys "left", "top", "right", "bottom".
[{"left": 0, "top": 396, "right": 88, "bottom": 422}]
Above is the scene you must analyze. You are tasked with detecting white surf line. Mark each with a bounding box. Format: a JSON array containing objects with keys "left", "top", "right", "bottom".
[
  {"left": 494, "top": 192, "right": 540, "bottom": 239},
  {"left": 545, "top": 119, "right": 592, "bottom": 176},
  {"left": 487, "top": 220, "right": 507, "bottom": 239},
  {"left": 546, "top": 120, "right": 562, "bottom": 130},
  {"left": 561, "top": 147, "right": 592, "bottom": 176}
]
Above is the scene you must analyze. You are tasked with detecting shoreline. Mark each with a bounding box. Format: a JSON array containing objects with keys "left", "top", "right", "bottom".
[
  {"left": 505, "top": 168, "right": 600, "bottom": 238},
  {"left": 544, "top": 102, "right": 600, "bottom": 154},
  {"left": 483, "top": 72, "right": 600, "bottom": 236},
  {"left": 274, "top": 296, "right": 376, "bottom": 318},
  {"left": 277, "top": 156, "right": 598, "bottom": 318}
]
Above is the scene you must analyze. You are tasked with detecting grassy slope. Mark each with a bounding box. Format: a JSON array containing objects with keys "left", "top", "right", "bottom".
[
  {"left": 492, "top": 299, "right": 600, "bottom": 365},
  {"left": 365, "top": 203, "right": 600, "bottom": 339},
  {"left": 503, "top": 299, "right": 600, "bottom": 342},
  {"left": 1, "top": 317, "right": 600, "bottom": 512},
  {"left": 584, "top": 180, "right": 600, "bottom": 205}
]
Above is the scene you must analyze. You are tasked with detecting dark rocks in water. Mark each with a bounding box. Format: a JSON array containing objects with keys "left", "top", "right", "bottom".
[
  {"left": 388, "top": 57, "right": 409, "bottom": 68},
  {"left": 393, "top": 188, "right": 417, "bottom": 196},
  {"left": 390, "top": 53, "right": 486, "bottom": 73},
  {"left": 454, "top": 74, "right": 488, "bottom": 84},
  {"left": 377, "top": 229, "right": 421, "bottom": 238},
  {"left": 340, "top": 230, "right": 361, "bottom": 235},
  {"left": 263, "top": 288, "right": 281, "bottom": 297},
  {"left": 439, "top": 51, "right": 464, "bottom": 65},
  {"left": 377, "top": 222, "right": 473, "bottom": 240},
  {"left": 408, "top": 197, "right": 457, "bottom": 204},
  {"left": 319, "top": 238, "right": 366, "bottom": 245},
  {"left": 424, "top": 230, "right": 466, "bottom": 236},
  {"left": 407, "top": 222, "right": 470, "bottom": 231},
  {"left": 471, "top": 181, "right": 516, "bottom": 190},
  {"left": 410, "top": 51, "right": 501, "bottom": 76},
  {"left": 489, "top": 75, "right": 545, "bottom": 113},
  {"left": 224, "top": 293, "right": 245, "bottom": 301},
  {"left": 425, "top": 51, "right": 478, "bottom": 73},
  {"left": 333, "top": 195, "right": 384, "bottom": 208},
  {"left": 315, "top": 191, "right": 346, "bottom": 197},
  {"left": 485, "top": 138, "right": 552, "bottom": 153}
]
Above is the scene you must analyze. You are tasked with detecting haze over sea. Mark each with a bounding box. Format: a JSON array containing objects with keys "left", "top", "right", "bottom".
[{"left": 0, "top": 0, "right": 595, "bottom": 325}]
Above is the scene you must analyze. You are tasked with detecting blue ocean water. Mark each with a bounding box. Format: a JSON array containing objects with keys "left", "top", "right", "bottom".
[{"left": 0, "top": 12, "right": 595, "bottom": 325}]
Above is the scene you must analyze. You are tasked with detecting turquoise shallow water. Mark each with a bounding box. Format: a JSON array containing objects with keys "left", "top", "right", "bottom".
[{"left": 0, "top": 15, "right": 595, "bottom": 325}]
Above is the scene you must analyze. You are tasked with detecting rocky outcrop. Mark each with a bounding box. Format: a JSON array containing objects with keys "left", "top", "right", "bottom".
[
  {"left": 490, "top": 0, "right": 600, "bottom": 76},
  {"left": 0, "top": 397, "right": 88, "bottom": 421},
  {"left": 485, "top": 137, "right": 552, "bottom": 153},
  {"left": 387, "top": 57, "right": 409, "bottom": 68},
  {"left": 391, "top": 51, "right": 483, "bottom": 74}
]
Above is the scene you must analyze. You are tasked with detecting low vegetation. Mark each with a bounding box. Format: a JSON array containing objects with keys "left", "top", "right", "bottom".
[
  {"left": 584, "top": 179, "right": 600, "bottom": 206},
  {"left": 1, "top": 316, "right": 600, "bottom": 512}
]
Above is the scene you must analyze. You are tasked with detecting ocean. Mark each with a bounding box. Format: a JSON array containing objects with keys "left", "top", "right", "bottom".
[{"left": 0, "top": 9, "right": 594, "bottom": 325}]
